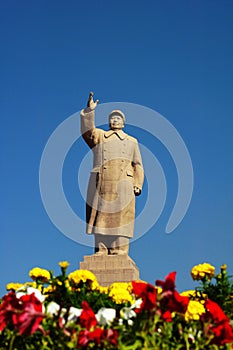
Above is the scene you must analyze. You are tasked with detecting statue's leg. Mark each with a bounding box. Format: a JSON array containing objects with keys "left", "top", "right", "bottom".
[
  {"left": 109, "top": 236, "right": 129, "bottom": 255},
  {"left": 94, "top": 234, "right": 108, "bottom": 255}
]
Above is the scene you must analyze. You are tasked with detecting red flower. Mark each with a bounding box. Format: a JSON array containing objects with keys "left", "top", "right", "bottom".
[
  {"left": 12, "top": 293, "right": 44, "bottom": 335},
  {"left": 205, "top": 299, "right": 228, "bottom": 323},
  {"left": 0, "top": 292, "right": 20, "bottom": 331},
  {"left": 204, "top": 299, "right": 233, "bottom": 346},
  {"left": 132, "top": 281, "right": 157, "bottom": 312},
  {"left": 78, "top": 328, "right": 103, "bottom": 347},
  {"left": 156, "top": 272, "right": 189, "bottom": 321},
  {"left": 79, "top": 301, "right": 97, "bottom": 330},
  {"left": 78, "top": 328, "right": 118, "bottom": 348},
  {"left": 156, "top": 271, "right": 176, "bottom": 291},
  {"left": 0, "top": 292, "right": 44, "bottom": 335},
  {"left": 103, "top": 328, "right": 118, "bottom": 347}
]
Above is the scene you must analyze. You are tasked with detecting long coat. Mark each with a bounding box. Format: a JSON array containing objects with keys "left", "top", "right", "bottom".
[{"left": 80, "top": 108, "right": 144, "bottom": 238}]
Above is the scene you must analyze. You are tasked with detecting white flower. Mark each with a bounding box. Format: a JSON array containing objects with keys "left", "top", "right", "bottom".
[
  {"left": 128, "top": 319, "right": 134, "bottom": 326},
  {"left": 118, "top": 318, "right": 123, "bottom": 326},
  {"left": 15, "top": 286, "right": 45, "bottom": 303},
  {"left": 46, "top": 301, "right": 66, "bottom": 317},
  {"left": 131, "top": 299, "right": 142, "bottom": 310},
  {"left": 68, "top": 306, "right": 82, "bottom": 322},
  {"left": 120, "top": 306, "right": 136, "bottom": 320},
  {"left": 96, "top": 308, "right": 116, "bottom": 326}
]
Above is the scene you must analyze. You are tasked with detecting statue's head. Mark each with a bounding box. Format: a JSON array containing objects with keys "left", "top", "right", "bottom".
[{"left": 109, "top": 110, "right": 125, "bottom": 130}]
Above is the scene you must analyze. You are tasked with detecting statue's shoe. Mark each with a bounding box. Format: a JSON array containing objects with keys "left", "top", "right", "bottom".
[
  {"left": 110, "top": 250, "right": 127, "bottom": 255},
  {"left": 94, "top": 250, "right": 108, "bottom": 256}
]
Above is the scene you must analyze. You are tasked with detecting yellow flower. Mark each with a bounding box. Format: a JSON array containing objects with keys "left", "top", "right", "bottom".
[
  {"left": 108, "top": 282, "right": 134, "bottom": 305},
  {"left": 68, "top": 269, "right": 99, "bottom": 290},
  {"left": 59, "top": 261, "right": 70, "bottom": 269},
  {"left": 43, "top": 285, "right": 56, "bottom": 295},
  {"left": 97, "top": 285, "right": 109, "bottom": 294},
  {"left": 221, "top": 264, "right": 227, "bottom": 270},
  {"left": 180, "top": 290, "right": 204, "bottom": 299},
  {"left": 29, "top": 267, "right": 51, "bottom": 283},
  {"left": 191, "top": 263, "right": 215, "bottom": 281},
  {"left": 24, "top": 281, "right": 42, "bottom": 291},
  {"left": 180, "top": 290, "right": 196, "bottom": 298},
  {"left": 6, "top": 283, "right": 24, "bottom": 291},
  {"left": 156, "top": 286, "right": 162, "bottom": 294},
  {"left": 185, "top": 300, "right": 205, "bottom": 321}
]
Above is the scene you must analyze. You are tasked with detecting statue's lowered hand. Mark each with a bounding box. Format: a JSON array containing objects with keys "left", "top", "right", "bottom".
[
  {"left": 87, "top": 91, "right": 99, "bottom": 110},
  {"left": 134, "top": 186, "right": 141, "bottom": 196}
]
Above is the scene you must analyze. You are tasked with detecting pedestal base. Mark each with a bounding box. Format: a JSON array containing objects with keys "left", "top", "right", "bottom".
[{"left": 79, "top": 255, "right": 140, "bottom": 286}]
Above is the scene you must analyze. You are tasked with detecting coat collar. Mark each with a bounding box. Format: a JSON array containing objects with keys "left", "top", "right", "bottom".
[{"left": 104, "top": 129, "right": 127, "bottom": 140}]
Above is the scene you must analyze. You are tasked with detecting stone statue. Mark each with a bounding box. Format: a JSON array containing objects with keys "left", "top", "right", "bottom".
[{"left": 80, "top": 92, "right": 144, "bottom": 256}]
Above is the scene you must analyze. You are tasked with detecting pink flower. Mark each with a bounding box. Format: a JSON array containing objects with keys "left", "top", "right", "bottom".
[
  {"left": 0, "top": 291, "right": 44, "bottom": 335},
  {"left": 13, "top": 293, "right": 44, "bottom": 335}
]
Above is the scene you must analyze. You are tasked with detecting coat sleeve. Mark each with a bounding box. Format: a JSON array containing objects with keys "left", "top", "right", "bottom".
[
  {"left": 132, "top": 141, "right": 144, "bottom": 191},
  {"left": 80, "top": 107, "right": 99, "bottom": 148}
]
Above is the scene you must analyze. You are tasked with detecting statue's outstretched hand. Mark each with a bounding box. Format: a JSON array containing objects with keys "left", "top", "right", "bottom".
[{"left": 87, "top": 91, "right": 99, "bottom": 110}]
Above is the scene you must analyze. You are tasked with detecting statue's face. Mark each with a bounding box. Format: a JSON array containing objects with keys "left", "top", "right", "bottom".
[{"left": 109, "top": 115, "right": 124, "bottom": 130}]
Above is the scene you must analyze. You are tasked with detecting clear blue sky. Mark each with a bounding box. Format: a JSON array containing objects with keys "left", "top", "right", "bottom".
[{"left": 1, "top": 0, "right": 233, "bottom": 296}]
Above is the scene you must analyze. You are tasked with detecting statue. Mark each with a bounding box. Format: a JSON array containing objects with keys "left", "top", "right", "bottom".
[{"left": 80, "top": 92, "right": 144, "bottom": 256}]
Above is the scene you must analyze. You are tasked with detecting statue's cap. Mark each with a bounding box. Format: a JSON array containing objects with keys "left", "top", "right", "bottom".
[{"left": 109, "top": 110, "right": 126, "bottom": 123}]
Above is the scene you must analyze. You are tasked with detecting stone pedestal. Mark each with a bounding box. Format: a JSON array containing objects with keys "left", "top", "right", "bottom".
[{"left": 79, "top": 255, "right": 140, "bottom": 286}]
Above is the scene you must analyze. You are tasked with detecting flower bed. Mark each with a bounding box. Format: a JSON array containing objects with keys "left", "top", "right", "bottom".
[{"left": 0, "top": 262, "right": 233, "bottom": 349}]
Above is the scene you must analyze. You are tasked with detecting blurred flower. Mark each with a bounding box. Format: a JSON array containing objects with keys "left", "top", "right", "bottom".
[
  {"left": 15, "top": 287, "right": 45, "bottom": 303},
  {"left": 24, "top": 282, "right": 37, "bottom": 288},
  {"left": 120, "top": 305, "right": 136, "bottom": 325},
  {"left": 78, "top": 328, "right": 102, "bottom": 347},
  {"left": 96, "top": 307, "right": 116, "bottom": 326},
  {"left": 191, "top": 263, "right": 215, "bottom": 281},
  {"left": 0, "top": 291, "right": 44, "bottom": 335},
  {"left": 29, "top": 267, "right": 51, "bottom": 283},
  {"left": 67, "top": 306, "right": 82, "bottom": 323},
  {"left": 132, "top": 281, "right": 157, "bottom": 312},
  {"left": 180, "top": 290, "right": 196, "bottom": 298},
  {"left": 96, "top": 285, "right": 109, "bottom": 294},
  {"left": 12, "top": 293, "right": 44, "bottom": 335},
  {"left": 108, "top": 282, "right": 133, "bottom": 304},
  {"left": 43, "top": 285, "right": 56, "bottom": 295},
  {"left": 180, "top": 290, "right": 206, "bottom": 300},
  {"left": 120, "top": 306, "right": 136, "bottom": 320},
  {"left": 46, "top": 302, "right": 81, "bottom": 325},
  {"left": 185, "top": 300, "right": 205, "bottom": 321},
  {"left": 46, "top": 301, "right": 64, "bottom": 317},
  {"left": 103, "top": 328, "right": 118, "bottom": 347},
  {"left": 58, "top": 261, "right": 69, "bottom": 269},
  {"left": 0, "top": 292, "right": 20, "bottom": 331},
  {"left": 6, "top": 283, "right": 24, "bottom": 291},
  {"left": 221, "top": 264, "right": 227, "bottom": 271},
  {"left": 79, "top": 301, "right": 97, "bottom": 330},
  {"left": 78, "top": 328, "right": 118, "bottom": 348},
  {"left": 68, "top": 269, "right": 98, "bottom": 290},
  {"left": 156, "top": 272, "right": 189, "bottom": 321},
  {"left": 204, "top": 299, "right": 233, "bottom": 346}
]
